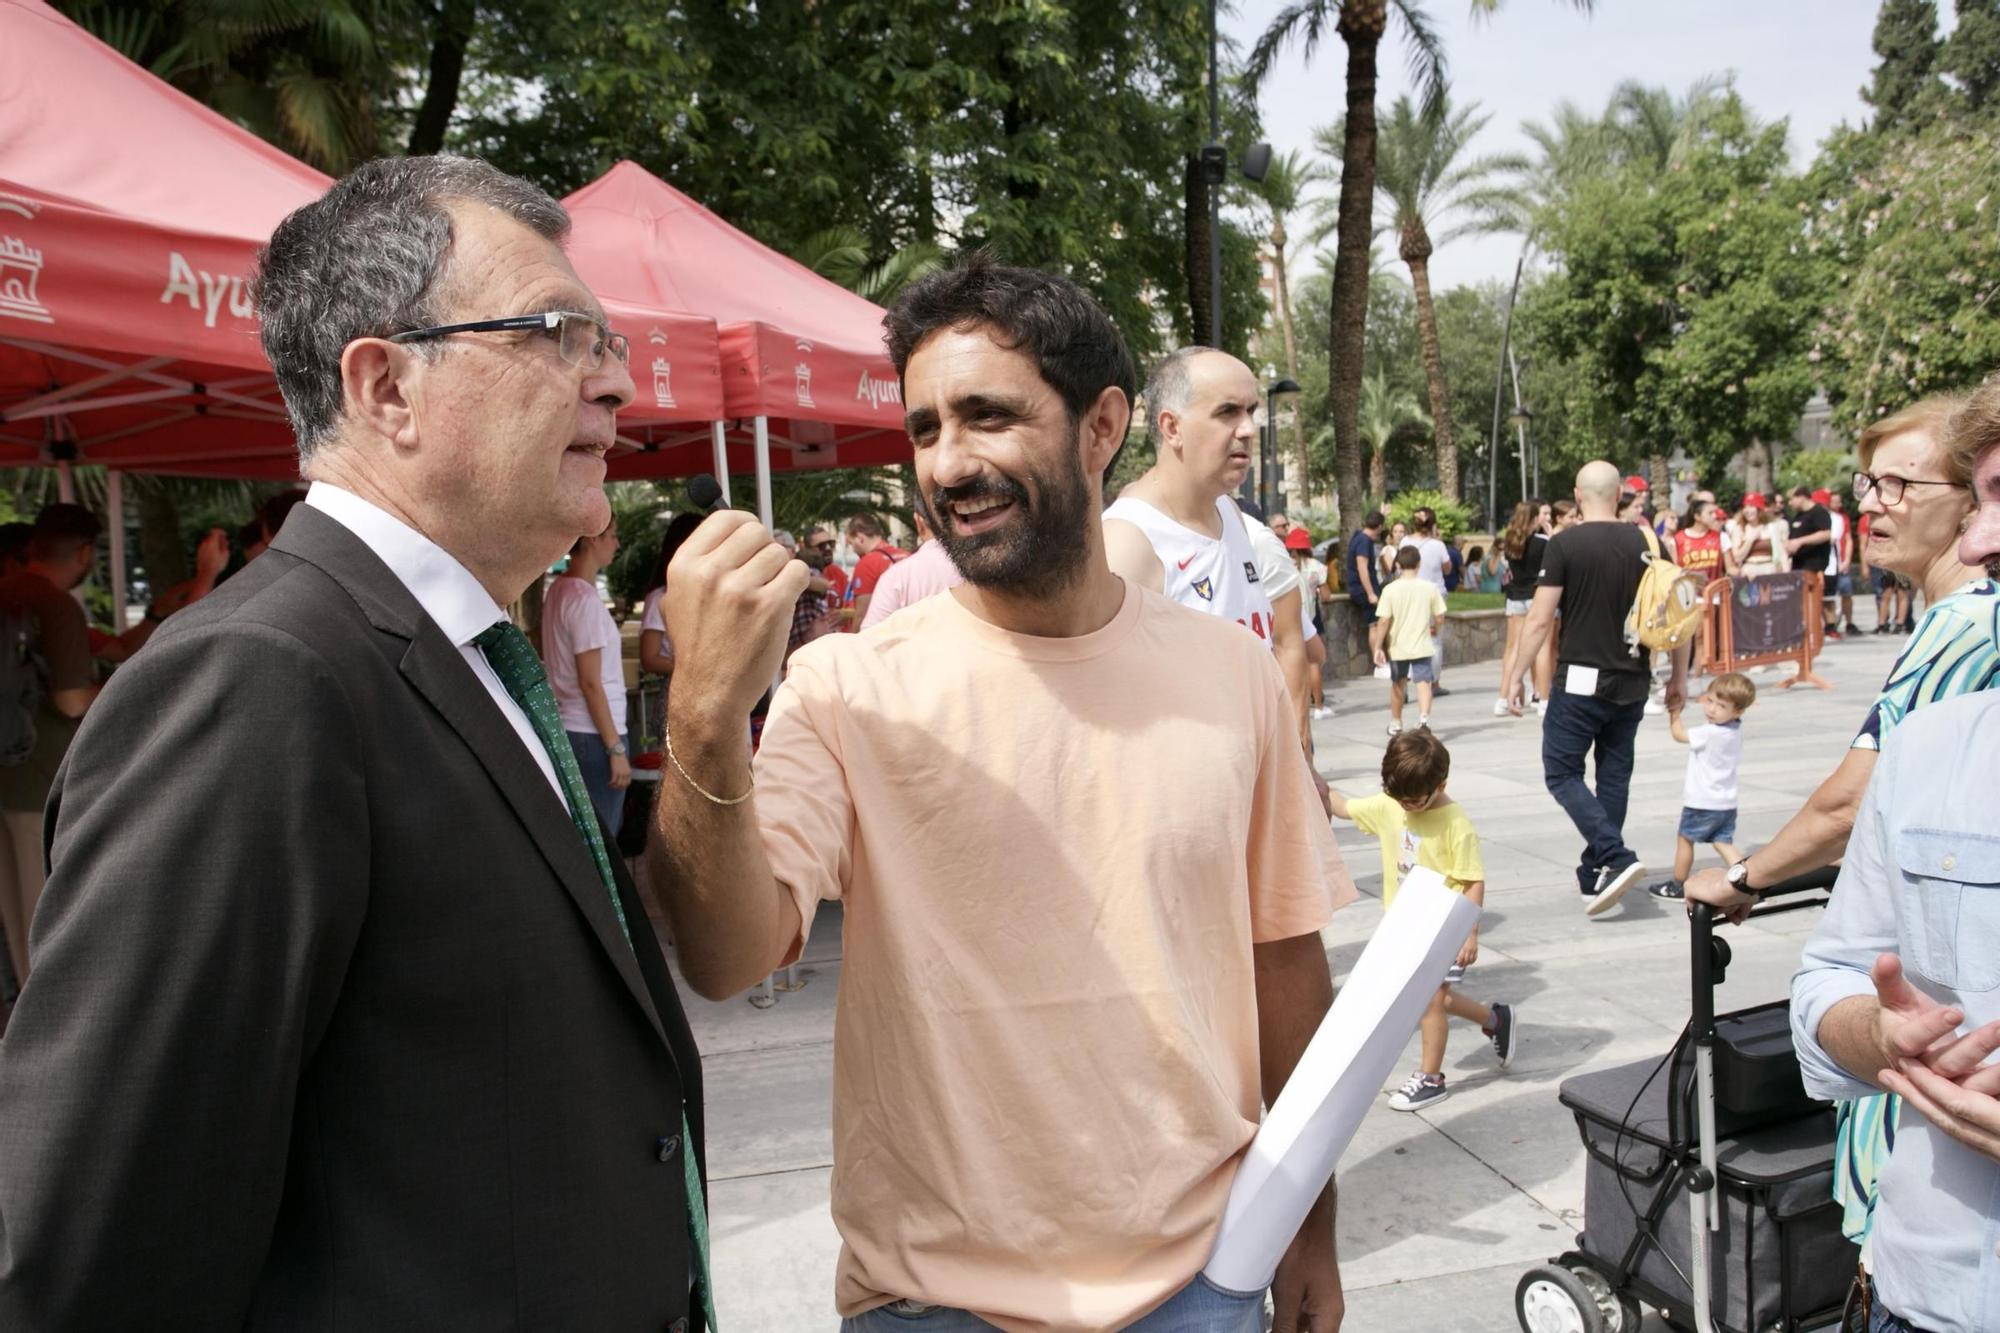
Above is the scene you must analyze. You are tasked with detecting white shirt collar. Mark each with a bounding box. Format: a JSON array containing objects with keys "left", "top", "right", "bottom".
[{"left": 303, "top": 482, "right": 509, "bottom": 647}]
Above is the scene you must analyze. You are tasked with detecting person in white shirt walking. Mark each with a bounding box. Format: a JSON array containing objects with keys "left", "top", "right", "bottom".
[{"left": 543, "top": 517, "right": 633, "bottom": 836}]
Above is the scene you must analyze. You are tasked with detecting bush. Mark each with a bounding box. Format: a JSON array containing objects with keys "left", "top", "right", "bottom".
[
  {"left": 1776, "top": 448, "right": 1855, "bottom": 499},
  {"left": 1382, "top": 490, "right": 1474, "bottom": 541}
]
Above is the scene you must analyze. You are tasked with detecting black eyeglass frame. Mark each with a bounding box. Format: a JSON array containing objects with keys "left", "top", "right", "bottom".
[
  {"left": 1851, "top": 470, "right": 1966, "bottom": 507},
  {"left": 386, "top": 311, "right": 629, "bottom": 369}
]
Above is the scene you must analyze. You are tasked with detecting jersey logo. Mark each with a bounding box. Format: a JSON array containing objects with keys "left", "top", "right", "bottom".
[
  {"left": 1191, "top": 576, "right": 1214, "bottom": 601},
  {"left": 1176, "top": 554, "right": 1196, "bottom": 570},
  {"left": 1244, "top": 560, "right": 1261, "bottom": 583}
]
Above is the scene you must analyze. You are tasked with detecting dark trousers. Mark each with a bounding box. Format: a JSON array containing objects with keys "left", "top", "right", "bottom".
[{"left": 1541, "top": 690, "right": 1645, "bottom": 890}]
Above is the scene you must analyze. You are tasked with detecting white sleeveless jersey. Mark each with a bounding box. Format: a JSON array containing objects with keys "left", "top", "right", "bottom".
[{"left": 1104, "top": 493, "right": 1277, "bottom": 647}]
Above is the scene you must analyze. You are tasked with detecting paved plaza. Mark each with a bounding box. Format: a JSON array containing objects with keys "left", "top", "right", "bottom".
[{"left": 657, "top": 622, "right": 1904, "bottom": 1331}]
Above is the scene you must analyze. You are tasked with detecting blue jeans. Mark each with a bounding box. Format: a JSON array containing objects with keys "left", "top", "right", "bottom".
[
  {"left": 1541, "top": 690, "right": 1645, "bottom": 891},
  {"left": 840, "top": 1272, "right": 1266, "bottom": 1333},
  {"left": 1868, "top": 1301, "right": 1926, "bottom": 1332},
  {"left": 566, "top": 730, "right": 628, "bottom": 839}
]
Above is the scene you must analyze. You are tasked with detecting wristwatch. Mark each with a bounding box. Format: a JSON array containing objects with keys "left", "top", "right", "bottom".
[
  {"left": 609, "top": 741, "right": 628, "bottom": 758},
  {"left": 1726, "top": 858, "right": 1756, "bottom": 894}
]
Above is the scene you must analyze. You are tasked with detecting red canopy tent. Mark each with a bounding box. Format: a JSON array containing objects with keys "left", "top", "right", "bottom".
[
  {"left": 564, "top": 162, "right": 913, "bottom": 519},
  {"left": 0, "top": 0, "right": 726, "bottom": 482}
]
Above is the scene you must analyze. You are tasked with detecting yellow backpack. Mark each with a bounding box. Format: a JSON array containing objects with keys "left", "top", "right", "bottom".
[{"left": 1627, "top": 527, "right": 1708, "bottom": 656}]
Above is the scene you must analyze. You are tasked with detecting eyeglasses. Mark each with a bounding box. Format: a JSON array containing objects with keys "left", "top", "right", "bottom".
[
  {"left": 387, "top": 311, "right": 629, "bottom": 371},
  {"left": 810, "top": 541, "right": 836, "bottom": 551},
  {"left": 1852, "top": 470, "right": 1965, "bottom": 507}
]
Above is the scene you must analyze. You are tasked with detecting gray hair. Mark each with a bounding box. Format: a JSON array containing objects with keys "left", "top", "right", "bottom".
[
  {"left": 253, "top": 155, "right": 571, "bottom": 463},
  {"left": 1141, "top": 345, "right": 1217, "bottom": 439}
]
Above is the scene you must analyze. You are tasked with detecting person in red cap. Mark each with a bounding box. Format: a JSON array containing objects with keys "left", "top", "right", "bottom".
[
  {"left": 1786, "top": 485, "right": 1840, "bottom": 637},
  {"left": 1730, "top": 492, "right": 1789, "bottom": 577},
  {"left": 1624, "top": 474, "right": 1650, "bottom": 494},
  {"left": 1285, "top": 525, "right": 1333, "bottom": 717}
]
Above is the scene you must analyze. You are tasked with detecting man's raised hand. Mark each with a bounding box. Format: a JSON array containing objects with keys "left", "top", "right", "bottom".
[{"left": 662, "top": 511, "right": 811, "bottom": 733}]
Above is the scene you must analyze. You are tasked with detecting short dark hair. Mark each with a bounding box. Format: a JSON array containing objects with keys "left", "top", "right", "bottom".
[
  {"left": 1791, "top": 484, "right": 1815, "bottom": 500},
  {"left": 255, "top": 155, "right": 571, "bottom": 463},
  {"left": 1395, "top": 544, "right": 1422, "bottom": 570},
  {"left": 1382, "top": 730, "right": 1450, "bottom": 803},
  {"left": 28, "top": 503, "right": 101, "bottom": 563},
  {"left": 1363, "top": 510, "right": 1385, "bottom": 530},
  {"left": 846, "top": 511, "right": 888, "bottom": 540},
  {"left": 883, "top": 256, "right": 1137, "bottom": 478}
]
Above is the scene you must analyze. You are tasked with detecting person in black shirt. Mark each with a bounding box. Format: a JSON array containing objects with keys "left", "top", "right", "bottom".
[
  {"left": 1346, "top": 510, "right": 1384, "bottom": 623},
  {"left": 1784, "top": 485, "right": 1839, "bottom": 639},
  {"left": 1502, "top": 461, "right": 1691, "bottom": 916}
]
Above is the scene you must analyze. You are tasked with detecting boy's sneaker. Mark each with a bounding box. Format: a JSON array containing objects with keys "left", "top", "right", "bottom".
[
  {"left": 1488, "top": 1002, "right": 1517, "bottom": 1068},
  {"left": 1492, "top": 697, "right": 1513, "bottom": 717},
  {"left": 1648, "top": 879, "right": 1686, "bottom": 901},
  {"left": 1387, "top": 1071, "right": 1449, "bottom": 1112},
  {"left": 1417, "top": 716, "right": 1431, "bottom": 730},
  {"left": 1585, "top": 861, "right": 1646, "bottom": 917},
  {"left": 1842, "top": 622, "right": 1862, "bottom": 637},
  {"left": 1386, "top": 721, "right": 1403, "bottom": 737}
]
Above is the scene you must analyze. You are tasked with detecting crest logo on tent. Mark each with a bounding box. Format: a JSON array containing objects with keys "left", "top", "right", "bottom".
[
  {"left": 0, "top": 192, "right": 52, "bottom": 325},
  {"left": 647, "top": 327, "right": 669, "bottom": 345},
  {"left": 651, "top": 356, "right": 677, "bottom": 410},
  {"left": 794, "top": 338, "right": 817, "bottom": 408}
]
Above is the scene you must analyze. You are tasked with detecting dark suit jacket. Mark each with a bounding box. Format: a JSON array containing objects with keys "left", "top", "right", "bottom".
[{"left": 0, "top": 506, "right": 705, "bottom": 1330}]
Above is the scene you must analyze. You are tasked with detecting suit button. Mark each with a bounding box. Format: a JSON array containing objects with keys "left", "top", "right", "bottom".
[{"left": 656, "top": 1134, "right": 681, "bottom": 1162}]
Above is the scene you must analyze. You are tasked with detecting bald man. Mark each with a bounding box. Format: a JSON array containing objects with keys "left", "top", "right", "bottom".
[
  {"left": 1503, "top": 460, "right": 1690, "bottom": 916},
  {"left": 1104, "top": 347, "right": 1314, "bottom": 737}
]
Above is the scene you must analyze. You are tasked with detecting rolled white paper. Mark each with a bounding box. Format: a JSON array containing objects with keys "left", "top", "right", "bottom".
[{"left": 1203, "top": 867, "right": 1481, "bottom": 1290}]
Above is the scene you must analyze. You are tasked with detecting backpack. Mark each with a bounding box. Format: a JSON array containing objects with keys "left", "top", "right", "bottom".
[
  {"left": 1627, "top": 527, "right": 1707, "bottom": 657},
  {"left": 0, "top": 605, "right": 40, "bottom": 765}
]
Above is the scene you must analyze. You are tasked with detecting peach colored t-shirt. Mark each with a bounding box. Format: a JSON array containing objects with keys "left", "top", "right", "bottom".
[{"left": 753, "top": 581, "right": 1355, "bottom": 1333}]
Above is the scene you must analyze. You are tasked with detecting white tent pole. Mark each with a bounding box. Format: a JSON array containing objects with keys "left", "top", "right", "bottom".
[
  {"left": 106, "top": 471, "right": 128, "bottom": 632},
  {"left": 55, "top": 459, "right": 75, "bottom": 503},
  {"left": 710, "top": 422, "right": 732, "bottom": 507},
  {"left": 753, "top": 415, "right": 774, "bottom": 529}
]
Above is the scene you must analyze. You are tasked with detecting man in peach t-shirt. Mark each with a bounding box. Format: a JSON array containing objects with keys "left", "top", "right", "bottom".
[{"left": 653, "top": 260, "right": 1356, "bottom": 1333}]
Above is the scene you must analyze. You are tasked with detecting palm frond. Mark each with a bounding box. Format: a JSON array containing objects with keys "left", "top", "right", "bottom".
[
  {"left": 1246, "top": 1, "right": 1338, "bottom": 93},
  {"left": 1392, "top": 1, "right": 1450, "bottom": 121}
]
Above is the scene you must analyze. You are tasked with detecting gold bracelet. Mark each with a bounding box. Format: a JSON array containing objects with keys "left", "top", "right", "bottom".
[{"left": 663, "top": 724, "right": 754, "bottom": 806}]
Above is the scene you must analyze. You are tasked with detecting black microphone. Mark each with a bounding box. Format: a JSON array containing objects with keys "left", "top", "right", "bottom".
[{"left": 686, "top": 473, "right": 725, "bottom": 512}]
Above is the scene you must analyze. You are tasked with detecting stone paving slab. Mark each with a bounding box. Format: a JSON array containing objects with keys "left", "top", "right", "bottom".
[{"left": 672, "top": 621, "right": 1908, "bottom": 1330}]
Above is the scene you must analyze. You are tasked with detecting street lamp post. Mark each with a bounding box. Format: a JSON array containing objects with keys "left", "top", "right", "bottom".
[
  {"left": 1203, "top": 0, "right": 1272, "bottom": 350},
  {"left": 1509, "top": 403, "right": 1534, "bottom": 507},
  {"left": 1264, "top": 377, "right": 1302, "bottom": 514}
]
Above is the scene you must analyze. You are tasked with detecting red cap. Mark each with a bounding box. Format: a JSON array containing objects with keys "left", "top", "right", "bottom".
[
  {"left": 1742, "top": 493, "right": 1768, "bottom": 511},
  {"left": 1283, "top": 526, "right": 1314, "bottom": 551},
  {"left": 1624, "top": 474, "right": 1650, "bottom": 491},
  {"left": 1811, "top": 488, "right": 1832, "bottom": 505}
]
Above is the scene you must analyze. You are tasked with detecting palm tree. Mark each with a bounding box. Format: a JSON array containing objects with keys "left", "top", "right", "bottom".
[
  {"left": 1357, "top": 369, "right": 1429, "bottom": 498},
  {"left": 1247, "top": 0, "right": 1592, "bottom": 527},
  {"left": 790, "top": 227, "right": 949, "bottom": 305},
  {"left": 1604, "top": 75, "right": 1735, "bottom": 173},
  {"left": 1251, "top": 151, "right": 1329, "bottom": 505},
  {"left": 1361, "top": 93, "right": 1522, "bottom": 500}
]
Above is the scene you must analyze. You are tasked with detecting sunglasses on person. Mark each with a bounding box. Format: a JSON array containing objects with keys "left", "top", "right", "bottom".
[{"left": 388, "top": 310, "right": 629, "bottom": 371}]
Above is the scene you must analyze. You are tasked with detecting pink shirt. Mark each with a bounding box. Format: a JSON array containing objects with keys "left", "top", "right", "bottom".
[{"left": 858, "top": 538, "right": 964, "bottom": 629}]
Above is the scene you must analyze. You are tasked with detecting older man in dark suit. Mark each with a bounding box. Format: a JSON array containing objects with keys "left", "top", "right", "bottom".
[{"left": 0, "top": 156, "right": 712, "bottom": 1330}]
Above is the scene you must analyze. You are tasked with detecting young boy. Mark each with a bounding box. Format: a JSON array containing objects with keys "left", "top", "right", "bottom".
[
  {"left": 1649, "top": 672, "right": 1755, "bottom": 901},
  {"left": 1329, "top": 730, "right": 1516, "bottom": 1110},
  {"left": 1372, "top": 544, "right": 1448, "bottom": 737}
]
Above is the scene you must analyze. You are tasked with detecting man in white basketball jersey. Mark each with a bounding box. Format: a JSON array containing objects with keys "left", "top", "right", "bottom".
[{"left": 1104, "top": 346, "right": 1315, "bottom": 737}]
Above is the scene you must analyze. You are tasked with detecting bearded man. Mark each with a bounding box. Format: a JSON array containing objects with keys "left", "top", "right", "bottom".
[{"left": 651, "top": 259, "right": 1355, "bottom": 1333}]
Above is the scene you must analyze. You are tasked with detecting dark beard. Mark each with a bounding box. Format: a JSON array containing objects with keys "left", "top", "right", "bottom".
[{"left": 917, "top": 430, "right": 1092, "bottom": 599}]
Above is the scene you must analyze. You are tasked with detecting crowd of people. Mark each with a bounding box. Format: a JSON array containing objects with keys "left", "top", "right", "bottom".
[{"left": 0, "top": 152, "right": 1993, "bottom": 1333}]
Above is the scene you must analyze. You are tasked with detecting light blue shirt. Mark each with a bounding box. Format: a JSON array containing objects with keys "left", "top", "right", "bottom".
[{"left": 1793, "top": 689, "right": 2000, "bottom": 1332}]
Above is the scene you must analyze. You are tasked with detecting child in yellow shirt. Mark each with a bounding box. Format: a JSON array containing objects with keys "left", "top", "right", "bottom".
[{"left": 1329, "top": 730, "right": 1516, "bottom": 1110}]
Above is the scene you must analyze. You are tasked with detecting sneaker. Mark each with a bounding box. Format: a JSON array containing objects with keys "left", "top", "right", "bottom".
[
  {"left": 1417, "top": 716, "right": 1431, "bottom": 730},
  {"left": 1536, "top": 698, "right": 1548, "bottom": 718},
  {"left": 1649, "top": 879, "right": 1686, "bottom": 901},
  {"left": 1586, "top": 862, "right": 1646, "bottom": 917},
  {"left": 1386, "top": 721, "right": 1403, "bottom": 737},
  {"left": 1488, "top": 1002, "right": 1517, "bottom": 1068},
  {"left": 1825, "top": 628, "right": 1844, "bottom": 642},
  {"left": 1492, "top": 697, "right": 1513, "bottom": 717},
  {"left": 1310, "top": 705, "right": 1333, "bottom": 720},
  {"left": 1432, "top": 685, "right": 1453, "bottom": 698},
  {"left": 1843, "top": 622, "right": 1862, "bottom": 637},
  {"left": 1387, "top": 1071, "right": 1449, "bottom": 1111},
  {"left": 1644, "top": 696, "right": 1664, "bottom": 715}
]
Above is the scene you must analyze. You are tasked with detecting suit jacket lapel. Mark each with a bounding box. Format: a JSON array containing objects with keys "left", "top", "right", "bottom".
[{"left": 272, "top": 507, "right": 673, "bottom": 1052}]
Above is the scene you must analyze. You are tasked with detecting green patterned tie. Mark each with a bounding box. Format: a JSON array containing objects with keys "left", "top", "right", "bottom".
[{"left": 474, "top": 620, "right": 718, "bottom": 1333}]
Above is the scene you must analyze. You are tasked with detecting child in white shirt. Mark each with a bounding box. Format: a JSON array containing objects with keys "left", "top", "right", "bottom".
[{"left": 1651, "top": 671, "right": 1755, "bottom": 901}]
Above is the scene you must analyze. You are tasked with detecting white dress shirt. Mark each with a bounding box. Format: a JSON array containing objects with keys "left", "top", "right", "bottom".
[{"left": 304, "top": 483, "right": 565, "bottom": 805}]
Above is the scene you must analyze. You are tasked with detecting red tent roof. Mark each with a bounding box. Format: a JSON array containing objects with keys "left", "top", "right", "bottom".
[
  {"left": 565, "top": 162, "right": 912, "bottom": 479},
  {"left": 0, "top": 2, "right": 721, "bottom": 477}
]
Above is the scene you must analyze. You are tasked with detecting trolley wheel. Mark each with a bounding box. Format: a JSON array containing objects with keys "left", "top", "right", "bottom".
[
  {"left": 1515, "top": 1265, "right": 1608, "bottom": 1333},
  {"left": 1565, "top": 1262, "right": 1643, "bottom": 1333},
  {"left": 1614, "top": 1294, "right": 1643, "bottom": 1333}
]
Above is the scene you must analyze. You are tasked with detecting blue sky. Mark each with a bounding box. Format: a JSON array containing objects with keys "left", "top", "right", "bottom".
[{"left": 1224, "top": 0, "right": 1896, "bottom": 291}]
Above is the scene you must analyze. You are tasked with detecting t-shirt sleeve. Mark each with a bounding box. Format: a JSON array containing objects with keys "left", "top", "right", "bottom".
[
  {"left": 640, "top": 589, "right": 665, "bottom": 636},
  {"left": 852, "top": 551, "right": 892, "bottom": 596},
  {"left": 750, "top": 654, "right": 856, "bottom": 966},
  {"left": 1442, "top": 811, "right": 1485, "bottom": 885},
  {"left": 1344, "top": 792, "right": 1396, "bottom": 838},
  {"left": 1244, "top": 517, "right": 1301, "bottom": 600},
  {"left": 38, "top": 592, "right": 93, "bottom": 694},
  {"left": 1246, "top": 657, "right": 1352, "bottom": 941},
  {"left": 555, "top": 582, "right": 612, "bottom": 660},
  {"left": 1430, "top": 588, "right": 1448, "bottom": 619},
  {"left": 1538, "top": 532, "right": 1568, "bottom": 588}
]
